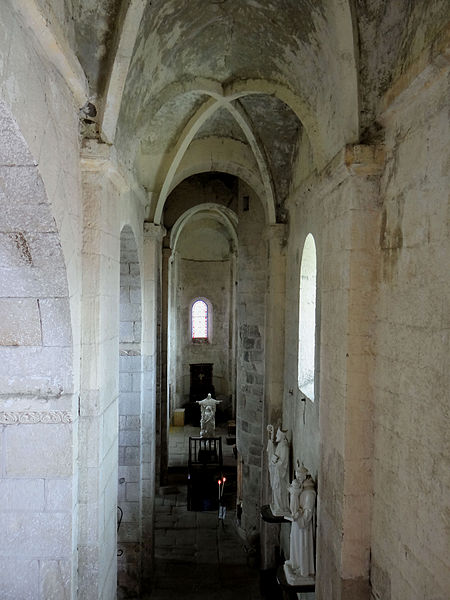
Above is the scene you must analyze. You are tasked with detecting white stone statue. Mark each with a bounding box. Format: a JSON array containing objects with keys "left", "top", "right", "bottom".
[
  {"left": 266, "top": 424, "right": 290, "bottom": 516},
  {"left": 284, "top": 461, "right": 316, "bottom": 583},
  {"left": 196, "top": 393, "right": 221, "bottom": 437}
]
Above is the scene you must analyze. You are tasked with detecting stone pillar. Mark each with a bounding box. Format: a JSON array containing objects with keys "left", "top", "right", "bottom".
[
  {"left": 117, "top": 227, "right": 143, "bottom": 598},
  {"left": 141, "top": 222, "right": 165, "bottom": 585},
  {"left": 236, "top": 183, "right": 266, "bottom": 544},
  {"left": 159, "top": 246, "right": 171, "bottom": 486},
  {"left": 229, "top": 248, "right": 238, "bottom": 418},
  {"left": 317, "top": 144, "right": 384, "bottom": 600},
  {"left": 78, "top": 143, "right": 125, "bottom": 599},
  {"left": 167, "top": 250, "right": 178, "bottom": 417},
  {"left": 260, "top": 224, "right": 287, "bottom": 569}
]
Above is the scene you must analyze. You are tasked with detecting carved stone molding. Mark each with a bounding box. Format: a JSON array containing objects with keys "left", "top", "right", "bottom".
[{"left": 0, "top": 410, "right": 73, "bottom": 425}]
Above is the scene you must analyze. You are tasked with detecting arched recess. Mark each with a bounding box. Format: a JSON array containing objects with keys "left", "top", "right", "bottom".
[
  {"left": 298, "top": 233, "right": 317, "bottom": 401},
  {"left": 167, "top": 200, "right": 238, "bottom": 426},
  {"left": 117, "top": 225, "right": 143, "bottom": 598},
  {"left": 0, "top": 99, "right": 75, "bottom": 596},
  {"left": 170, "top": 203, "right": 238, "bottom": 253}
]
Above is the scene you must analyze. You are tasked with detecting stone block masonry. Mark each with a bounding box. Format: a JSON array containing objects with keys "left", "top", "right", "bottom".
[{"left": 236, "top": 182, "right": 267, "bottom": 539}]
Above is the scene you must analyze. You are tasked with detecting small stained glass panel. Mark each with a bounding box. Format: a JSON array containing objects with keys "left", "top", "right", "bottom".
[{"left": 192, "top": 300, "right": 208, "bottom": 339}]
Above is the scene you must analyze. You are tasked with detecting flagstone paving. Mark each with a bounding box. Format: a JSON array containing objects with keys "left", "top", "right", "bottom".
[
  {"left": 139, "top": 426, "right": 263, "bottom": 599},
  {"left": 145, "top": 481, "right": 262, "bottom": 600}
]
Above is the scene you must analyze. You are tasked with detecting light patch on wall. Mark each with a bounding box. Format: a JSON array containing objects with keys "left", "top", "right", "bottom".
[{"left": 298, "top": 233, "right": 317, "bottom": 401}]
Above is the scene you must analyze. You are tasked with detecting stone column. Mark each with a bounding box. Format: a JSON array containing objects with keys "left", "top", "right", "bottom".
[
  {"left": 167, "top": 250, "right": 178, "bottom": 418},
  {"left": 158, "top": 245, "right": 172, "bottom": 486},
  {"left": 78, "top": 142, "right": 125, "bottom": 599},
  {"left": 229, "top": 247, "right": 238, "bottom": 418},
  {"left": 141, "top": 222, "right": 165, "bottom": 585},
  {"left": 260, "top": 223, "right": 287, "bottom": 570},
  {"left": 317, "top": 144, "right": 384, "bottom": 600}
]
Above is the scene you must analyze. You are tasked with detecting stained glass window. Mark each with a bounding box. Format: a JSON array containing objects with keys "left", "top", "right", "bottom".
[{"left": 192, "top": 299, "right": 208, "bottom": 339}]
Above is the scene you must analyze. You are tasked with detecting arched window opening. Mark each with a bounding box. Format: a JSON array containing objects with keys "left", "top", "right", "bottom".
[
  {"left": 298, "top": 234, "right": 317, "bottom": 401},
  {"left": 191, "top": 299, "right": 209, "bottom": 341}
]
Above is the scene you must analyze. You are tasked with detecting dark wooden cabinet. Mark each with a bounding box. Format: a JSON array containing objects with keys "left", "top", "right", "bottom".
[{"left": 189, "top": 363, "right": 214, "bottom": 402}]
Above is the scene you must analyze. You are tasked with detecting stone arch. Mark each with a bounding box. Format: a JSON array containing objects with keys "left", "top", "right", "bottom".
[
  {"left": 169, "top": 160, "right": 266, "bottom": 211},
  {"left": 170, "top": 203, "right": 238, "bottom": 253},
  {"left": 0, "top": 99, "right": 73, "bottom": 397},
  {"left": 118, "top": 224, "right": 143, "bottom": 598},
  {"left": 0, "top": 98, "right": 74, "bottom": 596},
  {"left": 166, "top": 198, "right": 238, "bottom": 422},
  {"left": 143, "top": 80, "right": 313, "bottom": 225}
]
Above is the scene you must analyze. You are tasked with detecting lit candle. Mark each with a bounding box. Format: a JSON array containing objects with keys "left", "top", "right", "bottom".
[
  {"left": 221, "top": 476, "right": 226, "bottom": 499},
  {"left": 218, "top": 479, "right": 221, "bottom": 500}
]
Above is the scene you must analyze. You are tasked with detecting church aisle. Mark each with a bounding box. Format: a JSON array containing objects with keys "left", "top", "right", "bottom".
[{"left": 145, "top": 478, "right": 261, "bottom": 600}]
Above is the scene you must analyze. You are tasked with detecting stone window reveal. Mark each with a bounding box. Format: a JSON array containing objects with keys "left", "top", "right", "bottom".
[
  {"left": 191, "top": 299, "right": 209, "bottom": 341},
  {"left": 298, "top": 234, "right": 317, "bottom": 401}
]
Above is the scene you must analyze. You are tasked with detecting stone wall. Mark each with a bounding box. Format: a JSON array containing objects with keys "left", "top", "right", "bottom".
[
  {"left": 280, "top": 50, "right": 450, "bottom": 599},
  {"left": 0, "top": 4, "right": 82, "bottom": 597},
  {"left": 370, "top": 55, "right": 450, "bottom": 600},
  {"left": 118, "top": 226, "right": 143, "bottom": 597},
  {"left": 175, "top": 258, "right": 233, "bottom": 410},
  {"left": 282, "top": 146, "right": 382, "bottom": 599}
]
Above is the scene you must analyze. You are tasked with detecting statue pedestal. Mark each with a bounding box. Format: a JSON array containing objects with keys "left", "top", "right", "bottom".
[
  {"left": 260, "top": 504, "right": 289, "bottom": 523},
  {"left": 277, "top": 564, "right": 315, "bottom": 592}
]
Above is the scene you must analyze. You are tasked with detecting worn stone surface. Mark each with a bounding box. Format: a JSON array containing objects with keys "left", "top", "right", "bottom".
[
  {"left": 5, "top": 424, "right": 73, "bottom": 477},
  {"left": 0, "top": 2, "right": 448, "bottom": 600},
  {"left": 370, "top": 53, "right": 450, "bottom": 600}
]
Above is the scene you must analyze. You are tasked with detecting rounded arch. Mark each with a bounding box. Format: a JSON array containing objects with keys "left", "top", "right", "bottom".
[
  {"left": 170, "top": 202, "right": 238, "bottom": 253},
  {"left": 169, "top": 135, "right": 266, "bottom": 209},
  {"left": 170, "top": 161, "right": 266, "bottom": 215},
  {"left": 0, "top": 96, "right": 75, "bottom": 599},
  {"left": 119, "top": 217, "right": 144, "bottom": 270},
  {"left": 0, "top": 98, "right": 73, "bottom": 398}
]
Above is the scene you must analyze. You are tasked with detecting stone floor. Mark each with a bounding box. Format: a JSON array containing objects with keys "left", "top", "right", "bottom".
[
  {"left": 140, "top": 425, "right": 270, "bottom": 599},
  {"left": 145, "top": 479, "right": 262, "bottom": 600}
]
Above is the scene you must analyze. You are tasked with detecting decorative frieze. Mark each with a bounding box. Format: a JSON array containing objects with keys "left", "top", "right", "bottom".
[{"left": 0, "top": 410, "right": 73, "bottom": 425}]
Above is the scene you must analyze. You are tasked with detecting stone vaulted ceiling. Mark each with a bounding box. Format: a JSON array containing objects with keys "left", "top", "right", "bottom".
[
  {"left": 107, "top": 0, "right": 358, "bottom": 225},
  {"left": 68, "top": 0, "right": 450, "bottom": 225}
]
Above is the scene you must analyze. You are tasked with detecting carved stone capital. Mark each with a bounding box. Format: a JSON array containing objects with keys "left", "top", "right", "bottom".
[
  {"left": 143, "top": 222, "right": 167, "bottom": 242},
  {"left": 344, "top": 144, "right": 385, "bottom": 176}
]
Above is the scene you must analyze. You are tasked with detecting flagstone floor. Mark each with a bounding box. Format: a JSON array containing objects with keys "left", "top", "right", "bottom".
[
  {"left": 141, "top": 425, "right": 266, "bottom": 599},
  {"left": 145, "top": 481, "right": 262, "bottom": 600}
]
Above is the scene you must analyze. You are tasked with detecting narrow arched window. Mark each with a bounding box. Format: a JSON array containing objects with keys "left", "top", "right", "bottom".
[
  {"left": 298, "top": 234, "right": 317, "bottom": 401},
  {"left": 191, "top": 299, "right": 209, "bottom": 341}
]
